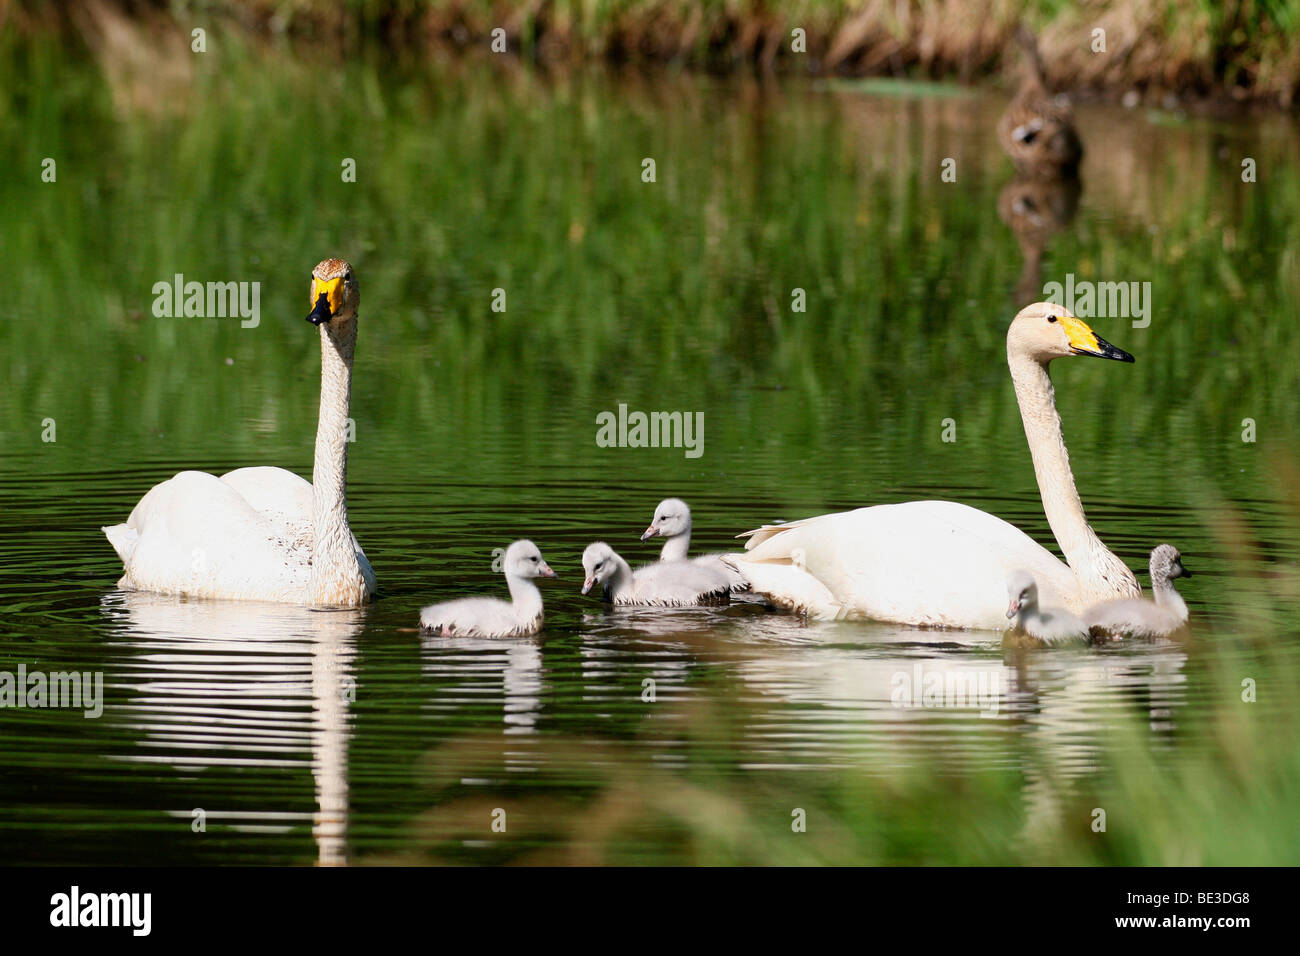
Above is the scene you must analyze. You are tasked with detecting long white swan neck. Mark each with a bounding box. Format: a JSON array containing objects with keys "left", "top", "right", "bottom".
[
  {"left": 506, "top": 572, "right": 543, "bottom": 616},
  {"left": 1008, "top": 351, "right": 1137, "bottom": 599},
  {"left": 310, "top": 321, "right": 365, "bottom": 606},
  {"left": 659, "top": 531, "right": 690, "bottom": 561}
]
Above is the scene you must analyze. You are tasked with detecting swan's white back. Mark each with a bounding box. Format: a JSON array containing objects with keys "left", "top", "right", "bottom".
[
  {"left": 105, "top": 468, "right": 374, "bottom": 604},
  {"left": 730, "top": 500, "right": 1079, "bottom": 628},
  {"left": 107, "top": 470, "right": 310, "bottom": 602}
]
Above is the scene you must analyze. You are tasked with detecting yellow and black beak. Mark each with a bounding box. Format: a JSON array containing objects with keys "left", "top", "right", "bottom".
[
  {"left": 1061, "top": 315, "right": 1134, "bottom": 362},
  {"left": 306, "top": 276, "right": 344, "bottom": 326}
]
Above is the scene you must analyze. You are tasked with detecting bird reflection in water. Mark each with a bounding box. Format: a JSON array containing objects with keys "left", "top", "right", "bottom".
[{"left": 99, "top": 591, "right": 362, "bottom": 865}]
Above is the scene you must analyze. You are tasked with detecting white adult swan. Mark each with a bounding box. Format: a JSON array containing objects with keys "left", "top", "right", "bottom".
[
  {"left": 581, "top": 541, "right": 730, "bottom": 607},
  {"left": 1004, "top": 571, "right": 1089, "bottom": 645},
  {"left": 1084, "top": 544, "right": 1191, "bottom": 640},
  {"left": 103, "top": 258, "right": 376, "bottom": 607},
  {"left": 725, "top": 302, "right": 1141, "bottom": 629},
  {"left": 642, "top": 498, "right": 748, "bottom": 591},
  {"left": 419, "top": 540, "right": 556, "bottom": 638}
]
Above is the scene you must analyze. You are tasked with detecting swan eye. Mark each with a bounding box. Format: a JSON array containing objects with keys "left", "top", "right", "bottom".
[{"left": 1047, "top": 316, "right": 1057, "bottom": 323}]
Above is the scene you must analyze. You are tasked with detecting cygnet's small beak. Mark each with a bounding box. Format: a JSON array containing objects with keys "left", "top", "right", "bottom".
[
  {"left": 1006, "top": 600, "right": 1020, "bottom": 619},
  {"left": 539, "top": 564, "right": 556, "bottom": 578},
  {"left": 581, "top": 576, "right": 596, "bottom": 594},
  {"left": 641, "top": 524, "right": 659, "bottom": 541},
  {"left": 1179, "top": 564, "right": 1192, "bottom": 579}
]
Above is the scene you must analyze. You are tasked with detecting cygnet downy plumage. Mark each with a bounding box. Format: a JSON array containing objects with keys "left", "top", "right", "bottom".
[
  {"left": 420, "top": 539, "right": 556, "bottom": 638},
  {"left": 1084, "top": 544, "right": 1191, "bottom": 640},
  {"left": 582, "top": 540, "right": 730, "bottom": 607},
  {"left": 642, "top": 497, "right": 748, "bottom": 592}
]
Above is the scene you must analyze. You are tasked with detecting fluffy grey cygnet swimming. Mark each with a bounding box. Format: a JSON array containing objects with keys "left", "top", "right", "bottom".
[
  {"left": 641, "top": 497, "right": 748, "bottom": 592},
  {"left": 420, "top": 540, "right": 555, "bottom": 638},
  {"left": 1005, "top": 570, "right": 1089, "bottom": 645},
  {"left": 1083, "top": 544, "right": 1191, "bottom": 640},
  {"left": 582, "top": 540, "right": 730, "bottom": 607}
]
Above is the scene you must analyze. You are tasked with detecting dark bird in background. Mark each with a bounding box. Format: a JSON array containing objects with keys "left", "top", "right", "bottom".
[
  {"left": 997, "top": 26, "right": 1083, "bottom": 177},
  {"left": 998, "top": 174, "right": 1082, "bottom": 306}
]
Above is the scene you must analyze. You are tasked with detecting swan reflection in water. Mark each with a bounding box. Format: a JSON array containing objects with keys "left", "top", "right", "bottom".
[
  {"left": 99, "top": 590, "right": 362, "bottom": 865},
  {"left": 571, "top": 604, "right": 1189, "bottom": 812},
  {"left": 725, "top": 613, "right": 1188, "bottom": 838},
  {"left": 99, "top": 586, "right": 1191, "bottom": 862}
]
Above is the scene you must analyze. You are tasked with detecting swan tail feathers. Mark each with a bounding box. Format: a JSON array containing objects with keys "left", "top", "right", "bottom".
[
  {"left": 103, "top": 523, "right": 139, "bottom": 566},
  {"left": 737, "top": 521, "right": 807, "bottom": 550}
]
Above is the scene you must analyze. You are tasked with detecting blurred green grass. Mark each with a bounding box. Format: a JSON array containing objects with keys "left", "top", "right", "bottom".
[{"left": 2, "top": 28, "right": 1296, "bottom": 495}]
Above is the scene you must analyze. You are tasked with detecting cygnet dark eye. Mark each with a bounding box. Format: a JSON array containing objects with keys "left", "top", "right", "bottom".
[{"left": 1047, "top": 315, "right": 1057, "bottom": 323}]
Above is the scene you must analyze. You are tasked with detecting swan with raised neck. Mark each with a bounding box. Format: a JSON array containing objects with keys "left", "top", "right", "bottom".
[
  {"left": 726, "top": 301, "right": 1141, "bottom": 628},
  {"left": 103, "top": 258, "right": 376, "bottom": 606}
]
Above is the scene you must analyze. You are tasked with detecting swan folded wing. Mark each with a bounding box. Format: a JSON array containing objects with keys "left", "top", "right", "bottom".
[
  {"left": 420, "top": 597, "right": 540, "bottom": 638},
  {"left": 105, "top": 470, "right": 310, "bottom": 602},
  {"left": 221, "top": 465, "right": 374, "bottom": 592},
  {"left": 738, "top": 516, "right": 821, "bottom": 550},
  {"left": 733, "top": 500, "right": 1080, "bottom": 629},
  {"left": 220, "top": 467, "right": 312, "bottom": 545},
  {"left": 220, "top": 466, "right": 312, "bottom": 518}
]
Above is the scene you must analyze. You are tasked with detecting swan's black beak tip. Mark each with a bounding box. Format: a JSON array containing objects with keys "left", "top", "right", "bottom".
[
  {"left": 1071, "top": 334, "right": 1134, "bottom": 363},
  {"left": 306, "top": 292, "right": 332, "bottom": 325},
  {"left": 1093, "top": 333, "right": 1134, "bottom": 362}
]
